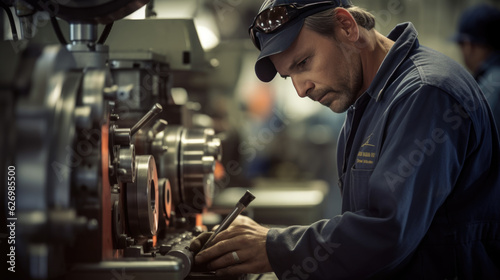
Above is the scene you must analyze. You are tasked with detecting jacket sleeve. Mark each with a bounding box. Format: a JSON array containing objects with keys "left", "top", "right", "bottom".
[{"left": 266, "top": 86, "right": 476, "bottom": 279}]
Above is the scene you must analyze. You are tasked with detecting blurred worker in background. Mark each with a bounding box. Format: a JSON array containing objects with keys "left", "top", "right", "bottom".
[
  {"left": 191, "top": 0, "right": 500, "bottom": 279},
  {"left": 452, "top": 4, "right": 500, "bottom": 126},
  {"left": 239, "top": 83, "right": 278, "bottom": 180}
]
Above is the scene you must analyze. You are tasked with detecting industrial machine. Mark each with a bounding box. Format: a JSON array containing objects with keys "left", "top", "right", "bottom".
[{"left": 0, "top": 1, "right": 235, "bottom": 279}]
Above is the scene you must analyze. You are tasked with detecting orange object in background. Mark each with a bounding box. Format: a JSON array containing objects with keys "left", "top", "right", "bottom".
[
  {"left": 246, "top": 84, "right": 274, "bottom": 121},
  {"left": 214, "top": 160, "right": 225, "bottom": 180},
  {"left": 196, "top": 213, "right": 203, "bottom": 227}
]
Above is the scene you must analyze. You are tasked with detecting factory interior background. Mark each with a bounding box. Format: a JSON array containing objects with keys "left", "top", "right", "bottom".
[
  {"left": 141, "top": 0, "right": 500, "bottom": 220},
  {"left": 1, "top": 0, "right": 500, "bottom": 279},
  {"left": 2, "top": 0, "right": 500, "bottom": 222}
]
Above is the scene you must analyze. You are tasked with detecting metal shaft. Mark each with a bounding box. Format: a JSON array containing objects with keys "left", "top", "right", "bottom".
[
  {"left": 131, "top": 103, "right": 163, "bottom": 136},
  {"left": 201, "top": 190, "right": 255, "bottom": 251}
]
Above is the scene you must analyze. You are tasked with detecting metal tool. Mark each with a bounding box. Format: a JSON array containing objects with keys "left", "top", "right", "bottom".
[{"left": 201, "top": 190, "right": 256, "bottom": 251}]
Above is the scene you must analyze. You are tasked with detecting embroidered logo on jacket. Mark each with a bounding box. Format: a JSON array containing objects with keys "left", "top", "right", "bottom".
[{"left": 356, "top": 133, "right": 377, "bottom": 167}]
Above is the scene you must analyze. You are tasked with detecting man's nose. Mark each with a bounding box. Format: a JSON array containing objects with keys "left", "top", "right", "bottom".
[{"left": 292, "top": 76, "right": 313, "bottom": 98}]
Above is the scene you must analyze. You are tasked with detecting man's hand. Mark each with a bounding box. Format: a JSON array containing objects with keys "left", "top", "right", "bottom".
[
  {"left": 192, "top": 215, "right": 273, "bottom": 277},
  {"left": 189, "top": 231, "right": 213, "bottom": 255}
]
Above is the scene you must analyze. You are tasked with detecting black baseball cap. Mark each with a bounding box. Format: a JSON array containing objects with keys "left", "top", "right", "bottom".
[
  {"left": 451, "top": 4, "right": 500, "bottom": 49},
  {"left": 251, "top": 0, "right": 352, "bottom": 82}
]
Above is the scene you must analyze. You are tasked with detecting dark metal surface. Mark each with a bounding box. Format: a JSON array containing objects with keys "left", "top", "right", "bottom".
[
  {"left": 23, "top": 0, "right": 150, "bottom": 24},
  {"left": 2, "top": 4, "right": 225, "bottom": 278},
  {"left": 126, "top": 155, "right": 159, "bottom": 237},
  {"left": 68, "top": 257, "right": 183, "bottom": 280}
]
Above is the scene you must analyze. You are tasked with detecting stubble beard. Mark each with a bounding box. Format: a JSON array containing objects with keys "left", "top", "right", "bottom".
[
  {"left": 328, "top": 65, "right": 364, "bottom": 114},
  {"left": 326, "top": 89, "right": 357, "bottom": 113},
  {"left": 307, "top": 85, "right": 357, "bottom": 113}
]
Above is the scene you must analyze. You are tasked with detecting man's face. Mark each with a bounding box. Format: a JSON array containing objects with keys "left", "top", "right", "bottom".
[
  {"left": 270, "top": 26, "right": 363, "bottom": 113},
  {"left": 458, "top": 41, "right": 477, "bottom": 74}
]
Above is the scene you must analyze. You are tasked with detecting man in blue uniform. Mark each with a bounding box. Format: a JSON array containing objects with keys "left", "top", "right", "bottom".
[
  {"left": 452, "top": 4, "right": 500, "bottom": 128},
  {"left": 191, "top": 0, "right": 500, "bottom": 278}
]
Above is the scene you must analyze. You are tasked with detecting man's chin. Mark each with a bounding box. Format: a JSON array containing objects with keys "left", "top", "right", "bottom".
[{"left": 327, "top": 101, "right": 349, "bottom": 114}]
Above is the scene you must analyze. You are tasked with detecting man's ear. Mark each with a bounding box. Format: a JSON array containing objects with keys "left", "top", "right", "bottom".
[{"left": 334, "top": 8, "right": 359, "bottom": 43}]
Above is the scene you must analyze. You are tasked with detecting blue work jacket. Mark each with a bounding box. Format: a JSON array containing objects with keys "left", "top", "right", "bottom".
[{"left": 266, "top": 23, "right": 500, "bottom": 279}]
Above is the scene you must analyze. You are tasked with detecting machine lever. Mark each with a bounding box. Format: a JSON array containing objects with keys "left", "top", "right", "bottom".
[{"left": 131, "top": 103, "right": 163, "bottom": 136}]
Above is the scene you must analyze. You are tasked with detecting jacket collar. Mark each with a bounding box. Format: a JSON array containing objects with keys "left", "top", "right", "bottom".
[{"left": 365, "top": 22, "right": 420, "bottom": 101}]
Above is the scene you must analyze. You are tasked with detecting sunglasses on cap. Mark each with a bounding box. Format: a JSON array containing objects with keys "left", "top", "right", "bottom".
[{"left": 248, "top": 1, "right": 348, "bottom": 50}]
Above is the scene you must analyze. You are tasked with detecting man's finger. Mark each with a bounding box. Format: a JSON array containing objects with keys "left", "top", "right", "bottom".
[
  {"left": 189, "top": 232, "right": 213, "bottom": 254},
  {"left": 195, "top": 238, "right": 231, "bottom": 264},
  {"left": 206, "top": 250, "right": 243, "bottom": 270}
]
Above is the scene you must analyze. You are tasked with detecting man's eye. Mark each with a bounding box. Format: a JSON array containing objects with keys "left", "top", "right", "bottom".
[{"left": 297, "top": 57, "right": 309, "bottom": 68}]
